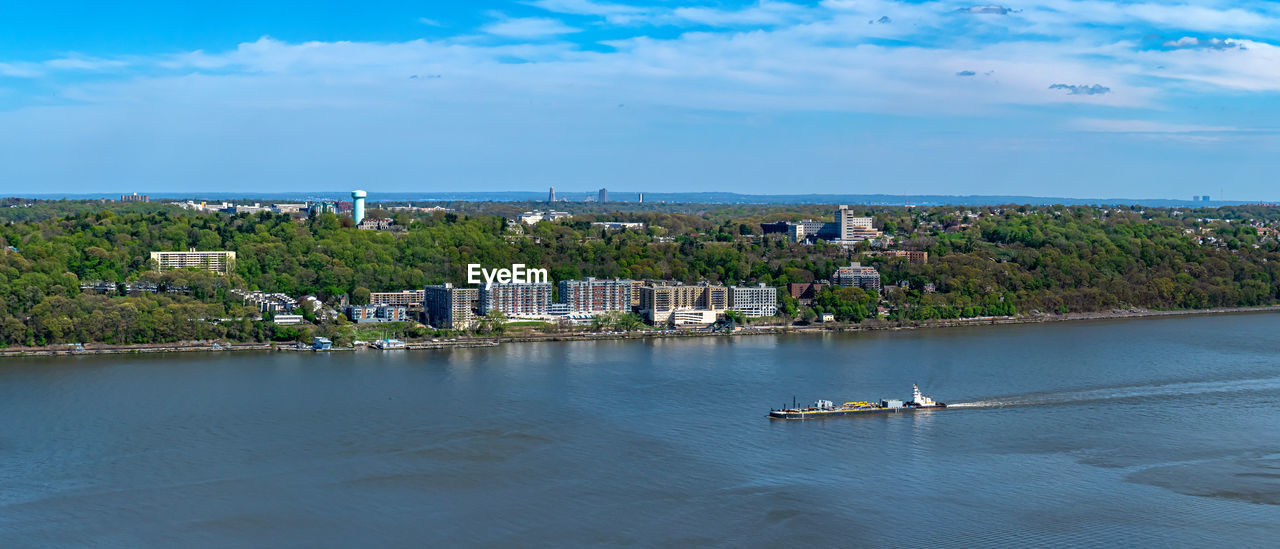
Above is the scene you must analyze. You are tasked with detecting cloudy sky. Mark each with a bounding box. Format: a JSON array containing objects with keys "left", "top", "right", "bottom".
[{"left": 1, "top": 1, "right": 1277, "bottom": 199}]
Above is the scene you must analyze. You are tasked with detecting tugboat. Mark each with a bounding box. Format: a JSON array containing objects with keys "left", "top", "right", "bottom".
[{"left": 769, "top": 385, "right": 947, "bottom": 420}]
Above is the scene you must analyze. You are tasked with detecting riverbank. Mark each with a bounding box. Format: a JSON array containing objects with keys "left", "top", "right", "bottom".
[{"left": 3, "top": 304, "right": 1279, "bottom": 357}]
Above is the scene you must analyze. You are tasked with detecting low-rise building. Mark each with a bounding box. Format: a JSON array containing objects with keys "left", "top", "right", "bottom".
[
  {"left": 517, "top": 210, "right": 571, "bottom": 224},
  {"left": 273, "top": 314, "right": 305, "bottom": 325},
  {"left": 590, "top": 221, "right": 645, "bottom": 230},
  {"left": 424, "top": 283, "right": 478, "bottom": 329},
  {"left": 234, "top": 290, "right": 298, "bottom": 314},
  {"left": 883, "top": 250, "right": 928, "bottom": 264},
  {"left": 357, "top": 218, "right": 395, "bottom": 231},
  {"left": 787, "top": 282, "right": 828, "bottom": 303},
  {"left": 120, "top": 193, "right": 149, "bottom": 202},
  {"left": 833, "top": 263, "right": 881, "bottom": 291},
  {"left": 371, "top": 290, "right": 426, "bottom": 308},
  {"left": 344, "top": 304, "right": 409, "bottom": 323},
  {"left": 729, "top": 283, "right": 778, "bottom": 318}
]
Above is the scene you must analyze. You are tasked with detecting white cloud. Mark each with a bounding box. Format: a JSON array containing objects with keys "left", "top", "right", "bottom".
[
  {"left": 481, "top": 16, "right": 579, "bottom": 38},
  {"left": 1070, "top": 119, "right": 1238, "bottom": 133}
]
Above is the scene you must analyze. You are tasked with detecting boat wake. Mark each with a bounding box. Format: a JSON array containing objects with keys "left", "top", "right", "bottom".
[{"left": 948, "top": 376, "right": 1280, "bottom": 409}]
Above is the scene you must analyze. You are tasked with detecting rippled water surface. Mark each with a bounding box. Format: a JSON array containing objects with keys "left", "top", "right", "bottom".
[{"left": 2, "top": 314, "right": 1280, "bottom": 546}]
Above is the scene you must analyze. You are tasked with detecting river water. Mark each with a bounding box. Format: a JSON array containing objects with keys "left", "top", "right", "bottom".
[{"left": 2, "top": 314, "right": 1279, "bottom": 546}]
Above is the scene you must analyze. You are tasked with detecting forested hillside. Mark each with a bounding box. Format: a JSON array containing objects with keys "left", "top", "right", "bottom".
[{"left": 1, "top": 201, "right": 1278, "bottom": 346}]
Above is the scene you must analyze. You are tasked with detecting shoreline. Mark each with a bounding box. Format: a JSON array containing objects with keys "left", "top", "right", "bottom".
[{"left": 3, "top": 305, "right": 1278, "bottom": 358}]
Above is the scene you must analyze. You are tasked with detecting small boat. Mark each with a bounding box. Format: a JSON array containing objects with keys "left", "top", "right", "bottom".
[{"left": 372, "top": 338, "right": 406, "bottom": 350}]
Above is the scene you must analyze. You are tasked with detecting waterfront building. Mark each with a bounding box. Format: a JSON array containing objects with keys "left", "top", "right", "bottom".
[
  {"left": 344, "top": 304, "right": 408, "bottom": 323},
  {"left": 120, "top": 192, "right": 149, "bottom": 202},
  {"left": 598, "top": 188, "right": 609, "bottom": 203},
  {"left": 548, "top": 186, "right": 556, "bottom": 202},
  {"left": 833, "top": 262, "right": 882, "bottom": 291},
  {"left": 424, "top": 283, "right": 478, "bottom": 329},
  {"left": 637, "top": 283, "right": 728, "bottom": 324},
  {"left": 149, "top": 249, "right": 236, "bottom": 274},
  {"left": 729, "top": 284, "right": 778, "bottom": 318},
  {"left": 670, "top": 309, "right": 718, "bottom": 327},
  {"left": 559, "top": 278, "right": 632, "bottom": 313},
  {"left": 352, "top": 190, "right": 367, "bottom": 225},
  {"left": 312, "top": 337, "right": 332, "bottom": 350},
  {"left": 370, "top": 290, "right": 426, "bottom": 308},
  {"left": 480, "top": 282, "right": 553, "bottom": 318}
]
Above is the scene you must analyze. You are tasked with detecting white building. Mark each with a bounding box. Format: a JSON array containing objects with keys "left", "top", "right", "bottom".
[
  {"left": 729, "top": 283, "right": 778, "bottom": 318},
  {"left": 150, "top": 249, "right": 237, "bottom": 274}
]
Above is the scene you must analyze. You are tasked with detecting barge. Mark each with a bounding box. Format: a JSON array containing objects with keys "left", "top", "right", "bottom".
[{"left": 769, "top": 385, "right": 946, "bottom": 420}]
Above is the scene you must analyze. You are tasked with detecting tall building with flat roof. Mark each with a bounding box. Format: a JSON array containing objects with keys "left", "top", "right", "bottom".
[
  {"left": 729, "top": 284, "right": 778, "bottom": 318},
  {"left": 120, "top": 192, "right": 149, "bottom": 202},
  {"left": 481, "top": 282, "right": 553, "bottom": 317},
  {"left": 548, "top": 186, "right": 556, "bottom": 202},
  {"left": 149, "top": 249, "right": 236, "bottom": 274},
  {"left": 833, "top": 262, "right": 881, "bottom": 291},
  {"left": 424, "top": 283, "right": 478, "bottom": 329},
  {"left": 598, "top": 188, "right": 609, "bottom": 203},
  {"left": 636, "top": 283, "right": 727, "bottom": 324},
  {"left": 559, "top": 278, "right": 632, "bottom": 313}
]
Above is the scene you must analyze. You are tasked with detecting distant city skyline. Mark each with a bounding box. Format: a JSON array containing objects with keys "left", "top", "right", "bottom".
[{"left": 1, "top": 2, "right": 1278, "bottom": 200}]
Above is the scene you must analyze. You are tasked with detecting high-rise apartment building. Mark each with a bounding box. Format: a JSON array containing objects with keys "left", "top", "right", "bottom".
[
  {"left": 149, "top": 249, "right": 237, "bottom": 274},
  {"left": 481, "top": 282, "right": 553, "bottom": 317},
  {"left": 833, "top": 263, "right": 881, "bottom": 291},
  {"left": 636, "top": 283, "right": 728, "bottom": 324},
  {"left": 424, "top": 283, "right": 479, "bottom": 329},
  {"left": 729, "top": 284, "right": 778, "bottom": 318},
  {"left": 548, "top": 186, "right": 556, "bottom": 202},
  {"left": 559, "top": 278, "right": 632, "bottom": 313},
  {"left": 598, "top": 188, "right": 609, "bottom": 203},
  {"left": 120, "top": 193, "right": 149, "bottom": 202}
]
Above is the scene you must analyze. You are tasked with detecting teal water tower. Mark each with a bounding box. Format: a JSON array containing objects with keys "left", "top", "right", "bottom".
[{"left": 352, "top": 190, "right": 367, "bottom": 224}]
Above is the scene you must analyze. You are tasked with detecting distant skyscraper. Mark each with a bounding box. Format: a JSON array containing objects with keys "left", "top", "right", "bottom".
[
  {"left": 548, "top": 186, "right": 556, "bottom": 203},
  {"left": 638, "top": 192, "right": 643, "bottom": 203},
  {"left": 598, "top": 188, "right": 609, "bottom": 203},
  {"left": 352, "top": 190, "right": 367, "bottom": 224}
]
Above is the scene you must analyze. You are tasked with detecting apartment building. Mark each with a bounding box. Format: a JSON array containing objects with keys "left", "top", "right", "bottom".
[
  {"left": 424, "top": 283, "right": 478, "bottom": 330},
  {"left": 559, "top": 278, "right": 632, "bottom": 313},
  {"left": 729, "top": 283, "right": 778, "bottom": 318},
  {"left": 149, "top": 249, "right": 237, "bottom": 274},
  {"left": 370, "top": 290, "right": 426, "bottom": 308},
  {"left": 637, "top": 283, "right": 728, "bottom": 324},
  {"left": 480, "top": 282, "right": 553, "bottom": 317},
  {"left": 344, "top": 304, "right": 409, "bottom": 323},
  {"left": 833, "top": 262, "right": 882, "bottom": 291}
]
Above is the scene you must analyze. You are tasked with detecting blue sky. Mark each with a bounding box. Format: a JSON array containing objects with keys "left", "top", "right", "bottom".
[{"left": 1, "top": 1, "right": 1278, "bottom": 199}]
